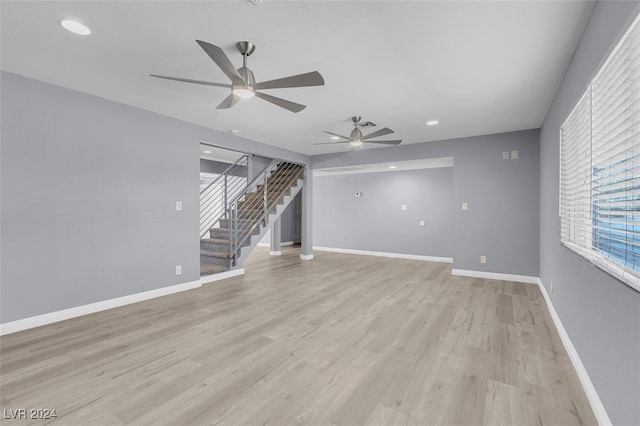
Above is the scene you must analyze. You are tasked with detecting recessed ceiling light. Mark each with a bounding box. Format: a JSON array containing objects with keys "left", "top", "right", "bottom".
[
  {"left": 426, "top": 120, "right": 439, "bottom": 126},
  {"left": 59, "top": 19, "right": 91, "bottom": 35},
  {"left": 203, "top": 150, "right": 212, "bottom": 154},
  {"left": 330, "top": 136, "right": 340, "bottom": 140},
  {"left": 389, "top": 165, "right": 397, "bottom": 169}
]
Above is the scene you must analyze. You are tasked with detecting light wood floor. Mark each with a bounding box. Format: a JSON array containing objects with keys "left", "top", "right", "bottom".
[{"left": 1, "top": 247, "right": 596, "bottom": 425}]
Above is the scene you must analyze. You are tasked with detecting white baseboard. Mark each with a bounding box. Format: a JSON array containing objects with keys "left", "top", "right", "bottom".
[
  {"left": 258, "top": 241, "right": 294, "bottom": 248},
  {"left": 269, "top": 251, "right": 282, "bottom": 256},
  {"left": 451, "top": 268, "right": 540, "bottom": 284},
  {"left": 300, "top": 253, "right": 314, "bottom": 260},
  {"left": 313, "top": 246, "right": 453, "bottom": 263},
  {"left": 536, "top": 279, "right": 612, "bottom": 426},
  {"left": 0, "top": 279, "right": 201, "bottom": 336},
  {"left": 200, "top": 268, "right": 245, "bottom": 285}
]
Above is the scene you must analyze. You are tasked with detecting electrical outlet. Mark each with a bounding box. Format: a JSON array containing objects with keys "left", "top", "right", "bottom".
[
  {"left": 176, "top": 201, "right": 182, "bottom": 211},
  {"left": 503, "top": 151, "right": 510, "bottom": 159},
  {"left": 511, "top": 150, "right": 519, "bottom": 159},
  {"left": 480, "top": 256, "right": 487, "bottom": 264},
  {"left": 401, "top": 204, "right": 408, "bottom": 211},
  {"left": 419, "top": 220, "right": 425, "bottom": 226},
  {"left": 175, "top": 265, "right": 182, "bottom": 275}
]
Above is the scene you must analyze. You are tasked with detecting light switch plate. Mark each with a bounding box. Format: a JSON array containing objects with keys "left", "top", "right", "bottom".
[
  {"left": 176, "top": 201, "right": 182, "bottom": 211},
  {"left": 503, "top": 151, "right": 509, "bottom": 159},
  {"left": 511, "top": 150, "right": 519, "bottom": 159},
  {"left": 401, "top": 204, "right": 408, "bottom": 211},
  {"left": 419, "top": 220, "right": 425, "bottom": 226},
  {"left": 462, "top": 202, "right": 468, "bottom": 211},
  {"left": 175, "top": 265, "right": 182, "bottom": 275}
]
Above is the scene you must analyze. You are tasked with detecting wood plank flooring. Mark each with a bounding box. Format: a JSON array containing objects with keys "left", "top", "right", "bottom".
[{"left": 0, "top": 247, "right": 596, "bottom": 425}]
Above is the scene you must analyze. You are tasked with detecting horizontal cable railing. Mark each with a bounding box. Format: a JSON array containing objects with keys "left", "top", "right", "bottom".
[
  {"left": 199, "top": 155, "right": 249, "bottom": 238},
  {"left": 227, "top": 161, "right": 304, "bottom": 266}
]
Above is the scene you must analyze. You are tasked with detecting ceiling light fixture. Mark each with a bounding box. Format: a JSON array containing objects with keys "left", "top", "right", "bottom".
[
  {"left": 232, "top": 85, "right": 255, "bottom": 99},
  {"left": 59, "top": 19, "right": 91, "bottom": 35},
  {"left": 426, "top": 120, "right": 439, "bottom": 126},
  {"left": 350, "top": 140, "right": 363, "bottom": 147}
]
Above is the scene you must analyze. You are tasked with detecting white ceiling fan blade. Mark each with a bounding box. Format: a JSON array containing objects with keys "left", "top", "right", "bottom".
[
  {"left": 254, "top": 92, "right": 306, "bottom": 113},
  {"left": 362, "top": 127, "right": 394, "bottom": 141},
  {"left": 322, "top": 131, "right": 350, "bottom": 140},
  {"left": 364, "top": 139, "right": 402, "bottom": 145},
  {"left": 312, "top": 141, "right": 351, "bottom": 145},
  {"left": 196, "top": 40, "right": 246, "bottom": 86},
  {"left": 215, "top": 93, "right": 240, "bottom": 109},
  {"left": 254, "top": 71, "right": 325, "bottom": 90},
  {"left": 150, "top": 74, "right": 231, "bottom": 88}
]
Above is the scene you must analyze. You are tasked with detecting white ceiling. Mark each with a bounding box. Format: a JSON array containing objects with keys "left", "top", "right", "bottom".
[{"left": 1, "top": 1, "right": 594, "bottom": 156}]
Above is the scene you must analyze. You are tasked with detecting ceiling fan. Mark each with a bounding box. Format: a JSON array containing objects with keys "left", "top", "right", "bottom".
[
  {"left": 150, "top": 40, "right": 324, "bottom": 113},
  {"left": 314, "top": 116, "right": 402, "bottom": 149}
]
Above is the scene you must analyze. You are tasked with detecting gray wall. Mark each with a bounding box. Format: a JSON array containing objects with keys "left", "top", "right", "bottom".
[
  {"left": 0, "top": 71, "right": 308, "bottom": 323},
  {"left": 312, "top": 129, "right": 540, "bottom": 277},
  {"left": 250, "top": 155, "right": 273, "bottom": 180},
  {"left": 313, "top": 168, "right": 453, "bottom": 258},
  {"left": 539, "top": 1, "right": 640, "bottom": 424},
  {"left": 280, "top": 192, "right": 299, "bottom": 243}
]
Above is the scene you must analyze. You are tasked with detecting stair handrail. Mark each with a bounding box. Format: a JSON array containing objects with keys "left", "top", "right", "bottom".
[
  {"left": 226, "top": 159, "right": 280, "bottom": 207},
  {"left": 227, "top": 161, "right": 304, "bottom": 266},
  {"left": 199, "top": 154, "right": 250, "bottom": 238}
]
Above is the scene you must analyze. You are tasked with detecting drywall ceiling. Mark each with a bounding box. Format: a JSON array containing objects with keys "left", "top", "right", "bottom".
[{"left": 0, "top": 1, "right": 594, "bottom": 156}]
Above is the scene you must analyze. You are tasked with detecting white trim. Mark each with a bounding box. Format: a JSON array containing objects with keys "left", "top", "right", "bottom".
[
  {"left": 451, "top": 268, "right": 540, "bottom": 284},
  {"left": 313, "top": 246, "right": 453, "bottom": 263},
  {"left": 536, "top": 279, "right": 612, "bottom": 426},
  {"left": 258, "top": 241, "right": 294, "bottom": 248},
  {"left": 200, "top": 268, "right": 245, "bottom": 285},
  {"left": 0, "top": 279, "right": 201, "bottom": 336},
  {"left": 300, "top": 253, "right": 314, "bottom": 260},
  {"left": 269, "top": 251, "right": 282, "bottom": 256}
]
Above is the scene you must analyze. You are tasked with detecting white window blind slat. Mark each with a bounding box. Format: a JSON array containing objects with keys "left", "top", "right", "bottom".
[{"left": 560, "top": 13, "right": 640, "bottom": 292}]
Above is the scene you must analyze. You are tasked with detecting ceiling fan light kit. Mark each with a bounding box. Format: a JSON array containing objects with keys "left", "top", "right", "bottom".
[{"left": 150, "top": 40, "right": 324, "bottom": 113}]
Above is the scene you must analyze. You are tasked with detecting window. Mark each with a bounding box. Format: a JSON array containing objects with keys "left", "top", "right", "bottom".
[{"left": 560, "top": 13, "right": 640, "bottom": 291}]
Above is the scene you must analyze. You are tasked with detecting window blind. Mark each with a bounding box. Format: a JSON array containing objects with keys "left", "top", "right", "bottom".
[{"left": 560, "top": 13, "right": 640, "bottom": 291}]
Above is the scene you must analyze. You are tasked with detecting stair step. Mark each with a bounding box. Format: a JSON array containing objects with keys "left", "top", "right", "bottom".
[
  {"left": 200, "top": 264, "right": 229, "bottom": 276},
  {"left": 200, "top": 237, "right": 250, "bottom": 251},
  {"left": 219, "top": 218, "right": 260, "bottom": 229},
  {"left": 210, "top": 227, "right": 261, "bottom": 240},
  {"left": 201, "top": 249, "right": 229, "bottom": 266},
  {"left": 238, "top": 205, "right": 282, "bottom": 216},
  {"left": 200, "top": 238, "right": 229, "bottom": 252}
]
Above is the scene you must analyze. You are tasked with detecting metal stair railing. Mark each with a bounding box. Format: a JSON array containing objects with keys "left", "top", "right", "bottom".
[
  {"left": 226, "top": 161, "right": 304, "bottom": 267},
  {"left": 199, "top": 155, "right": 249, "bottom": 238}
]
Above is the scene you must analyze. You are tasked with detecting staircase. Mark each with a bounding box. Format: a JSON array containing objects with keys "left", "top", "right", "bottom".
[{"left": 200, "top": 161, "right": 304, "bottom": 276}]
